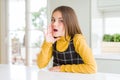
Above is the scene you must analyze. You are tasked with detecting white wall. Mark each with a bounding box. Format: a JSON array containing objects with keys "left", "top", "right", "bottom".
[{"left": 47, "top": 0, "right": 91, "bottom": 46}]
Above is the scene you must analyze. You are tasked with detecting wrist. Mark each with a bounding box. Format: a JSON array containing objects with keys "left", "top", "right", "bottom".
[
  {"left": 45, "top": 40, "right": 54, "bottom": 43},
  {"left": 44, "top": 40, "right": 53, "bottom": 44}
]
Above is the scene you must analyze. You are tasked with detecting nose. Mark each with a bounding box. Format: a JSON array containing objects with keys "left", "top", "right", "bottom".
[{"left": 53, "top": 20, "right": 59, "bottom": 27}]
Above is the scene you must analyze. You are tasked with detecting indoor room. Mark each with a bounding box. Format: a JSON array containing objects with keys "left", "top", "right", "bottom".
[{"left": 0, "top": 0, "right": 120, "bottom": 80}]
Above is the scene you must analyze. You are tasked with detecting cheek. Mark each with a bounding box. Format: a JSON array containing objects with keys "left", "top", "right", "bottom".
[
  {"left": 62, "top": 26, "right": 65, "bottom": 32},
  {"left": 61, "top": 24, "right": 65, "bottom": 30},
  {"left": 59, "top": 26, "right": 65, "bottom": 32},
  {"left": 59, "top": 27, "right": 65, "bottom": 36}
]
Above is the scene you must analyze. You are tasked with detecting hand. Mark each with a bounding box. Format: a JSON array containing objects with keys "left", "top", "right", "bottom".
[
  {"left": 44, "top": 24, "right": 60, "bottom": 43},
  {"left": 49, "top": 66, "right": 60, "bottom": 72}
]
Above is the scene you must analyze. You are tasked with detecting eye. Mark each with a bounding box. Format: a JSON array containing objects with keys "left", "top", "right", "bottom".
[
  {"left": 59, "top": 20, "right": 64, "bottom": 23},
  {"left": 51, "top": 18, "right": 55, "bottom": 22}
]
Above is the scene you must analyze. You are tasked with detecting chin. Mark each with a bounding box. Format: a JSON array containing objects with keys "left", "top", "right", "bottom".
[
  {"left": 53, "top": 34, "right": 60, "bottom": 37},
  {"left": 53, "top": 33, "right": 63, "bottom": 37},
  {"left": 53, "top": 35, "right": 59, "bottom": 37},
  {"left": 53, "top": 34, "right": 58, "bottom": 37}
]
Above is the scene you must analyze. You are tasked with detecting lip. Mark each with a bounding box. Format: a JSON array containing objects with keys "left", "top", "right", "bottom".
[
  {"left": 53, "top": 29, "right": 58, "bottom": 32},
  {"left": 54, "top": 36, "right": 61, "bottom": 38}
]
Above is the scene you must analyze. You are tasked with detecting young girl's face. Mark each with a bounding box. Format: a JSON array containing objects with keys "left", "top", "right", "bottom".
[{"left": 51, "top": 11, "right": 65, "bottom": 38}]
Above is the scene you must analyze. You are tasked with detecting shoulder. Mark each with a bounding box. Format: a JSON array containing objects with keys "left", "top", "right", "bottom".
[
  {"left": 73, "top": 34, "right": 87, "bottom": 46},
  {"left": 73, "top": 34, "right": 85, "bottom": 41}
]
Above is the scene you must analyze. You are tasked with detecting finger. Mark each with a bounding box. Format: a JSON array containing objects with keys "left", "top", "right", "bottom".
[
  {"left": 49, "top": 68, "right": 53, "bottom": 71},
  {"left": 43, "top": 28, "right": 47, "bottom": 35},
  {"left": 48, "top": 24, "right": 53, "bottom": 33}
]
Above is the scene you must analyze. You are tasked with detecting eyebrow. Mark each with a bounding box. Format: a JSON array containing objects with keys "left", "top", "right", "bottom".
[{"left": 52, "top": 17, "right": 63, "bottom": 20}]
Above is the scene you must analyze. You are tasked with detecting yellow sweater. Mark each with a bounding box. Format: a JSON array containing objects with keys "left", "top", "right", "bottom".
[{"left": 37, "top": 34, "right": 97, "bottom": 73}]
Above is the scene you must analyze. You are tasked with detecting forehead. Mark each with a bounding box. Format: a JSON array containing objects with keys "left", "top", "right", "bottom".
[{"left": 52, "top": 11, "right": 63, "bottom": 19}]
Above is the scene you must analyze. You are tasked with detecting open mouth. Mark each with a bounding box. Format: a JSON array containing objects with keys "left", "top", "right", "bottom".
[
  {"left": 54, "top": 36, "right": 61, "bottom": 39},
  {"left": 54, "top": 36, "right": 58, "bottom": 38},
  {"left": 53, "top": 29, "right": 58, "bottom": 32}
]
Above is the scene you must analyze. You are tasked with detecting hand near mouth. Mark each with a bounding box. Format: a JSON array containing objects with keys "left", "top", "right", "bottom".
[{"left": 44, "top": 24, "right": 60, "bottom": 43}]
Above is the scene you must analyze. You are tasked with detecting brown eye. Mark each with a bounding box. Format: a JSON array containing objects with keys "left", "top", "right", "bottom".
[
  {"left": 60, "top": 20, "right": 63, "bottom": 22},
  {"left": 51, "top": 18, "right": 55, "bottom": 22},
  {"left": 59, "top": 20, "right": 63, "bottom": 23}
]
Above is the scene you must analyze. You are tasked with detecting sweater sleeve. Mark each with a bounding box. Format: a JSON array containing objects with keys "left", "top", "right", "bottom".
[
  {"left": 37, "top": 40, "right": 53, "bottom": 68},
  {"left": 60, "top": 34, "right": 97, "bottom": 73}
]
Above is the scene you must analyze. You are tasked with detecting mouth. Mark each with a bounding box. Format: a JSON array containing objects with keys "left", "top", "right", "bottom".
[
  {"left": 54, "top": 36, "right": 61, "bottom": 39},
  {"left": 54, "top": 36, "right": 58, "bottom": 38},
  {"left": 53, "top": 28, "right": 61, "bottom": 38},
  {"left": 53, "top": 29, "right": 58, "bottom": 32}
]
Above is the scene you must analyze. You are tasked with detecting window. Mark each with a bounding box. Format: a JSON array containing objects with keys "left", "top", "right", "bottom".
[
  {"left": 91, "top": 1, "right": 120, "bottom": 55},
  {"left": 6, "top": 0, "right": 47, "bottom": 66},
  {"left": 104, "top": 12, "right": 120, "bottom": 34}
]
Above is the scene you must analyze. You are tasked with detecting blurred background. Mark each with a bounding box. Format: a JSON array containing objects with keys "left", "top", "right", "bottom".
[{"left": 0, "top": 0, "right": 120, "bottom": 73}]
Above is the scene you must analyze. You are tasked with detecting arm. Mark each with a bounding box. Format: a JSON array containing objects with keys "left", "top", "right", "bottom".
[
  {"left": 37, "top": 41, "right": 53, "bottom": 68},
  {"left": 60, "top": 34, "right": 97, "bottom": 73},
  {"left": 37, "top": 24, "right": 59, "bottom": 68}
]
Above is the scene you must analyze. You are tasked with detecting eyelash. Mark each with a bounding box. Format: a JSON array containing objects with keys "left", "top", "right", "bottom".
[
  {"left": 60, "top": 20, "right": 63, "bottom": 22},
  {"left": 51, "top": 19, "right": 55, "bottom": 22},
  {"left": 51, "top": 19, "right": 63, "bottom": 23}
]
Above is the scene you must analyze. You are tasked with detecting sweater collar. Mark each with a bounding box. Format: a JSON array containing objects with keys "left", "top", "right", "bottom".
[{"left": 58, "top": 35, "right": 71, "bottom": 42}]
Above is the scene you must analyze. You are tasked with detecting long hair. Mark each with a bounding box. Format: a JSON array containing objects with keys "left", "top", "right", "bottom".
[{"left": 52, "top": 6, "right": 82, "bottom": 38}]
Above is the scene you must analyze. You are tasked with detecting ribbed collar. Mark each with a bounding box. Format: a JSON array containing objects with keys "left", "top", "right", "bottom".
[
  {"left": 58, "top": 35, "right": 71, "bottom": 42},
  {"left": 56, "top": 35, "right": 71, "bottom": 52}
]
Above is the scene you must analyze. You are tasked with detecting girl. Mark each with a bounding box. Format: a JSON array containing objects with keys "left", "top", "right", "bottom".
[{"left": 37, "top": 6, "right": 97, "bottom": 73}]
